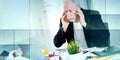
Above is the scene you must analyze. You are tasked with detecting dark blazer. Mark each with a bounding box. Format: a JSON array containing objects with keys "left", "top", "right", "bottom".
[{"left": 54, "top": 8, "right": 110, "bottom": 48}]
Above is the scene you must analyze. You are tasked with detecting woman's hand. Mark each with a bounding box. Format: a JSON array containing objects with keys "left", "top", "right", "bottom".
[
  {"left": 61, "top": 13, "right": 70, "bottom": 32},
  {"left": 76, "top": 8, "right": 87, "bottom": 27}
]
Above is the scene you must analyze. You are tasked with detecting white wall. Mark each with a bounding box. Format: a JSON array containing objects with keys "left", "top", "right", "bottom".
[{"left": 0, "top": 0, "right": 29, "bottom": 29}]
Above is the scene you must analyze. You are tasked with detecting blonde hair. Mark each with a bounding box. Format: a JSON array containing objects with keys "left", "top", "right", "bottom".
[
  {"left": 64, "top": 0, "right": 81, "bottom": 8},
  {"left": 63, "top": 0, "right": 81, "bottom": 22}
]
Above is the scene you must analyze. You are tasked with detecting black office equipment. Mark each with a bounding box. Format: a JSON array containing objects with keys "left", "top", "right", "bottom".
[
  {"left": 92, "top": 46, "right": 120, "bottom": 57},
  {"left": 0, "top": 50, "right": 9, "bottom": 56}
]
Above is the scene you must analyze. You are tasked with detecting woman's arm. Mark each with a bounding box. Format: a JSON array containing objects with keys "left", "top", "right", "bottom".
[{"left": 54, "top": 19, "right": 67, "bottom": 48}]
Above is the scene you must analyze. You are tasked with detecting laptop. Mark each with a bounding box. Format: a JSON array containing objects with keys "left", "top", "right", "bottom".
[{"left": 92, "top": 46, "right": 120, "bottom": 57}]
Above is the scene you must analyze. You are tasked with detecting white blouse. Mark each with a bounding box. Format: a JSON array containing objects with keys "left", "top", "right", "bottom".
[{"left": 73, "top": 22, "right": 87, "bottom": 49}]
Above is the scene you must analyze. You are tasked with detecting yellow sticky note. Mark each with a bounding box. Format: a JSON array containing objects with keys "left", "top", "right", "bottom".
[{"left": 43, "top": 49, "right": 49, "bottom": 55}]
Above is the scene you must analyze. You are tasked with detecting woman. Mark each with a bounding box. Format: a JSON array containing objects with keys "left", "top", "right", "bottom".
[{"left": 53, "top": 0, "right": 110, "bottom": 48}]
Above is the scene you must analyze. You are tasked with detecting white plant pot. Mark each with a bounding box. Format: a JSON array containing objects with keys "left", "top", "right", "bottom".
[{"left": 67, "top": 52, "right": 87, "bottom": 60}]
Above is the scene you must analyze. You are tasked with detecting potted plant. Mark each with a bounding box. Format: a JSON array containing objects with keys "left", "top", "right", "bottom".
[{"left": 67, "top": 40, "right": 86, "bottom": 60}]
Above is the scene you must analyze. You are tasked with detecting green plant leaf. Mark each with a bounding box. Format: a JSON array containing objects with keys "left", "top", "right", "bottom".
[{"left": 67, "top": 40, "right": 79, "bottom": 54}]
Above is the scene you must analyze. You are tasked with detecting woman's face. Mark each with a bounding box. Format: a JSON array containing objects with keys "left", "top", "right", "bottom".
[{"left": 64, "top": 2, "right": 76, "bottom": 22}]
